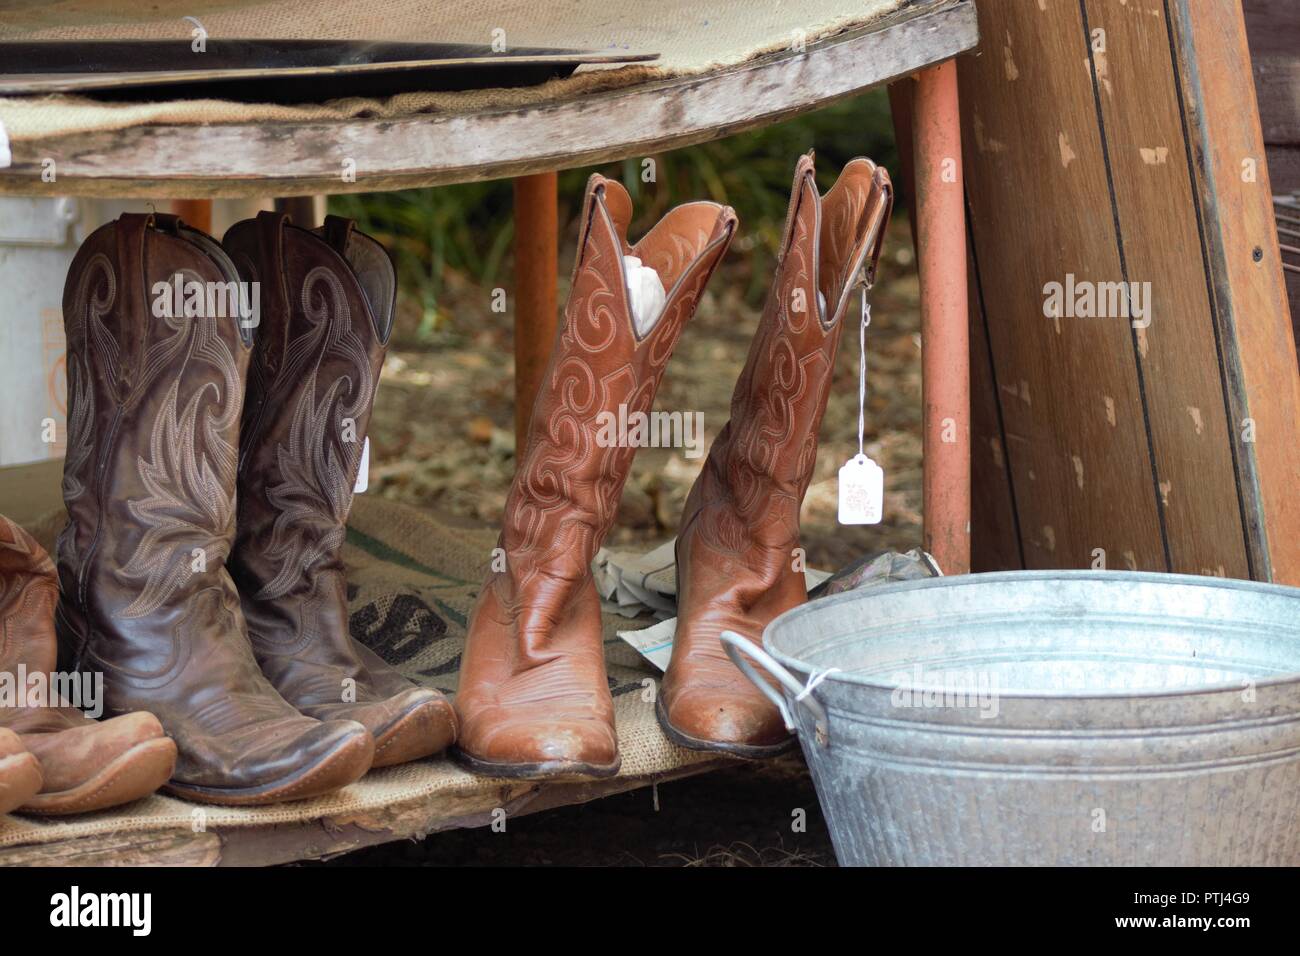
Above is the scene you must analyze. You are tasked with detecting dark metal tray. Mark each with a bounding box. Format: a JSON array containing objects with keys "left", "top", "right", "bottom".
[{"left": 0, "top": 39, "right": 658, "bottom": 101}]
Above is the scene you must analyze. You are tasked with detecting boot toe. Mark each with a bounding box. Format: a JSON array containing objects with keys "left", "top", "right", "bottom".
[
  {"left": 167, "top": 718, "right": 375, "bottom": 806},
  {"left": 662, "top": 685, "right": 791, "bottom": 753},
  {"left": 0, "top": 749, "right": 44, "bottom": 816},
  {"left": 298, "top": 687, "right": 457, "bottom": 768},
  {"left": 458, "top": 714, "right": 619, "bottom": 778},
  {"left": 17, "top": 711, "right": 177, "bottom": 814},
  {"left": 368, "top": 690, "right": 457, "bottom": 768}
]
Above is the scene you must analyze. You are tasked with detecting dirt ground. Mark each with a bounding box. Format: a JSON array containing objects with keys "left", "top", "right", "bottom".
[{"left": 327, "top": 215, "right": 921, "bottom": 866}]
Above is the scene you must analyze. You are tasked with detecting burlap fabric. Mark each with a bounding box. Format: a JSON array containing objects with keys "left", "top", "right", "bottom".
[
  {"left": 0, "top": 495, "right": 698, "bottom": 849},
  {"left": 0, "top": 0, "right": 905, "bottom": 142}
]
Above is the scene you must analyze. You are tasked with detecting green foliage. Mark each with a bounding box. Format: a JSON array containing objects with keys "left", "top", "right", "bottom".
[{"left": 328, "top": 89, "right": 899, "bottom": 340}]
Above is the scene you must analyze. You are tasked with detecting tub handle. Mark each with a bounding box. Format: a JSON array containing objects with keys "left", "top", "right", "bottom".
[{"left": 720, "top": 630, "right": 830, "bottom": 747}]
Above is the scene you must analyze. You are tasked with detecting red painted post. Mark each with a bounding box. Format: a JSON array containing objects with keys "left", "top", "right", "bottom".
[
  {"left": 512, "top": 172, "right": 559, "bottom": 457},
  {"left": 913, "top": 61, "right": 971, "bottom": 574}
]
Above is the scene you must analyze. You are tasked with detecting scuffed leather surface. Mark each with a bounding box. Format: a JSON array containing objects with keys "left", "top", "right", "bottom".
[
  {"left": 223, "top": 212, "right": 455, "bottom": 765},
  {"left": 661, "top": 155, "right": 893, "bottom": 749},
  {"left": 56, "top": 214, "right": 372, "bottom": 800},
  {"left": 0, "top": 514, "right": 175, "bottom": 806},
  {"left": 456, "top": 177, "right": 736, "bottom": 772},
  {"left": 0, "top": 728, "right": 43, "bottom": 815}
]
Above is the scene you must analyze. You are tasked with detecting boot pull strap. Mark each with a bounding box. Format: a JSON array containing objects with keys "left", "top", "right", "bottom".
[
  {"left": 322, "top": 215, "right": 355, "bottom": 257},
  {"left": 775, "top": 153, "right": 818, "bottom": 270},
  {"left": 862, "top": 174, "right": 894, "bottom": 289},
  {"left": 570, "top": 174, "right": 605, "bottom": 286},
  {"left": 826, "top": 173, "right": 894, "bottom": 325},
  {"left": 152, "top": 213, "right": 183, "bottom": 235},
  {"left": 254, "top": 210, "right": 293, "bottom": 377},
  {"left": 113, "top": 212, "right": 156, "bottom": 401}
]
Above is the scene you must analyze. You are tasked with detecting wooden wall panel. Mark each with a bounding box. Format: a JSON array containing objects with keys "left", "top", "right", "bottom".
[
  {"left": 962, "top": 0, "right": 1300, "bottom": 583},
  {"left": 1170, "top": 0, "right": 1300, "bottom": 583},
  {"left": 1082, "top": 0, "right": 1249, "bottom": 578},
  {"left": 959, "top": 0, "right": 1166, "bottom": 572},
  {"left": 1243, "top": 0, "right": 1300, "bottom": 367},
  {"left": 967, "top": 235, "right": 1024, "bottom": 571}
]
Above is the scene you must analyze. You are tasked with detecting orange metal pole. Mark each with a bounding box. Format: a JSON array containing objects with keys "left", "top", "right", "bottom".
[
  {"left": 512, "top": 172, "right": 559, "bottom": 455},
  {"left": 170, "top": 199, "right": 212, "bottom": 233},
  {"left": 913, "top": 61, "right": 970, "bottom": 574}
]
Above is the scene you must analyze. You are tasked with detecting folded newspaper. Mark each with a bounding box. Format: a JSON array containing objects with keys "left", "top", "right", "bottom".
[{"left": 593, "top": 539, "right": 885, "bottom": 671}]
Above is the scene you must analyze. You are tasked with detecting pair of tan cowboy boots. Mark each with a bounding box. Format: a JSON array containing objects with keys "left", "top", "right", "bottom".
[
  {"left": 55, "top": 211, "right": 455, "bottom": 806},
  {"left": 1, "top": 516, "right": 175, "bottom": 815},
  {"left": 455, "top": 154, "right": 893, "bottom": 778}
]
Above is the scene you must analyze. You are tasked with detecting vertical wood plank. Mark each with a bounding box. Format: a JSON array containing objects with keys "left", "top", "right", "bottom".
[
  {"left": 1082, "top": 0, "right": 1250, "bottom": 578},
  {"left": 1169, "top": 0, "right": 1300, "bottom": 583},
  {"left": 959, "top": 0, "right": 1167, "bottom": 571}
]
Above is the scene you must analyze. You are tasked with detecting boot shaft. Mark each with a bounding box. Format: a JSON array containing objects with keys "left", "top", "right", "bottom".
[
  {"left": 503, "top": 176, "right": 736, "bottom": 584},
  {"left": 223, "top": 212, "right": 394, "bottom": 605},
  {"left": 710, "top": 155, "right": 893, "bottom": 527},
  {"left": 58, "top": 213, "right": 253, "bottom": 635}
]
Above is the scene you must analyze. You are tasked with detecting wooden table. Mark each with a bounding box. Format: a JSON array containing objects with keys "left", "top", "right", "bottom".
[
  {"left": 0, "top": 0, "right": 977, "bottom": 575},
  {"left": 0, "top": 0, "right": 978, "bottom": 864}
]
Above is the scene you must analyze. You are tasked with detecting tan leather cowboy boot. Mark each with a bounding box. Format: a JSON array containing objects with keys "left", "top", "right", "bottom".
[
  {"left": 0, "top": 729, "right": 42, "bottom": 816},
  {"left": 222, "top": 212, "right": 457, "bottom": 767},
  {"left": 659, "top": 154, "right": 893, "bottom": 756},
  {"left": 1, "top": 515, "right": 176, "bottom": 814},
  {"left": 454, "top": 176, "right": 736, "bottom": 779},
  {"left": 57, "top": 213, "right": 375, "bottom": 805}
]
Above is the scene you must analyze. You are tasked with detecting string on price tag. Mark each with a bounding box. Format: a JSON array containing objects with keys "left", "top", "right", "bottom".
[{"left": 838, "top": 282, "right": 884, "bottom": 525}]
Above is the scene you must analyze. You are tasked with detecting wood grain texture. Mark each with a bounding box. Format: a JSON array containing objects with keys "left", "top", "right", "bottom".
[
  {"left": 1243, "top": 0, "right": 1300, "bottom": 366},
  {"left": 959, "top": 0, "right": 1167, "bottom": 572},
  {"left": 1082, "top": 0, "right": 1250, "bottom": 578},
  {"left": 0, "top": 1, "right": 977, "bottom": 199},
  {"left": 967, "top": 235, "right": 1024, "bottom": 571},
  {"left": 1169, "top": 0, "right": 1300, "bottom": 584},
  {"left": 961, "top": 0, "right": 1298, "bottom": 581}
]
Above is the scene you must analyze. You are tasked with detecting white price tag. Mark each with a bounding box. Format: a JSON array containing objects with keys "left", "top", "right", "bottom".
[
  {"left": 838, "top": 453, "right": 883, "bottom": 525},
  {"left": 353, "top": 436, "right": 370, "bottom": 494}
]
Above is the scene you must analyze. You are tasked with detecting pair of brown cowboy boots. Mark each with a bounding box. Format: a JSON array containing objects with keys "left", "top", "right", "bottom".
[
  {"left": 48, "top": 211, "right": 455, "bottom": 807},
  {"left": 454, "top": 154, "right": 893, "bottom": 778}
]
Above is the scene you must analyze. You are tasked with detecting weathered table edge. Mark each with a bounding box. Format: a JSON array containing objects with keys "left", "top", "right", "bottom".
[{"left": 0, "top": 0, "right": 979, "bottom": 198}]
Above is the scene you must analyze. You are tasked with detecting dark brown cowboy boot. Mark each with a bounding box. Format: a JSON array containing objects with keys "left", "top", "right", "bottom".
[
  {"left": 659, "top": 155, "right": 893, "bottom": 756},
  {"left": 0, "top": 729, "right": 42, "bottom": 816},
  {"left": 222, "top": 212, "right": 456, "bottom": 768},
  {"left": 454, "top": 176, "right": 736, "bottom": 779},
  {"left": 1, "top": 515, "right": 176, "bottom": 815},
  {"left": 57, "top": 213, "right": 375, "bottom": 805}
]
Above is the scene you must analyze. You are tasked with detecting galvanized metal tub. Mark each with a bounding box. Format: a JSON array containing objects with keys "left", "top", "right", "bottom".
[{"left": 722, "top": 571, "right": 1300, "bottom": 866}]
